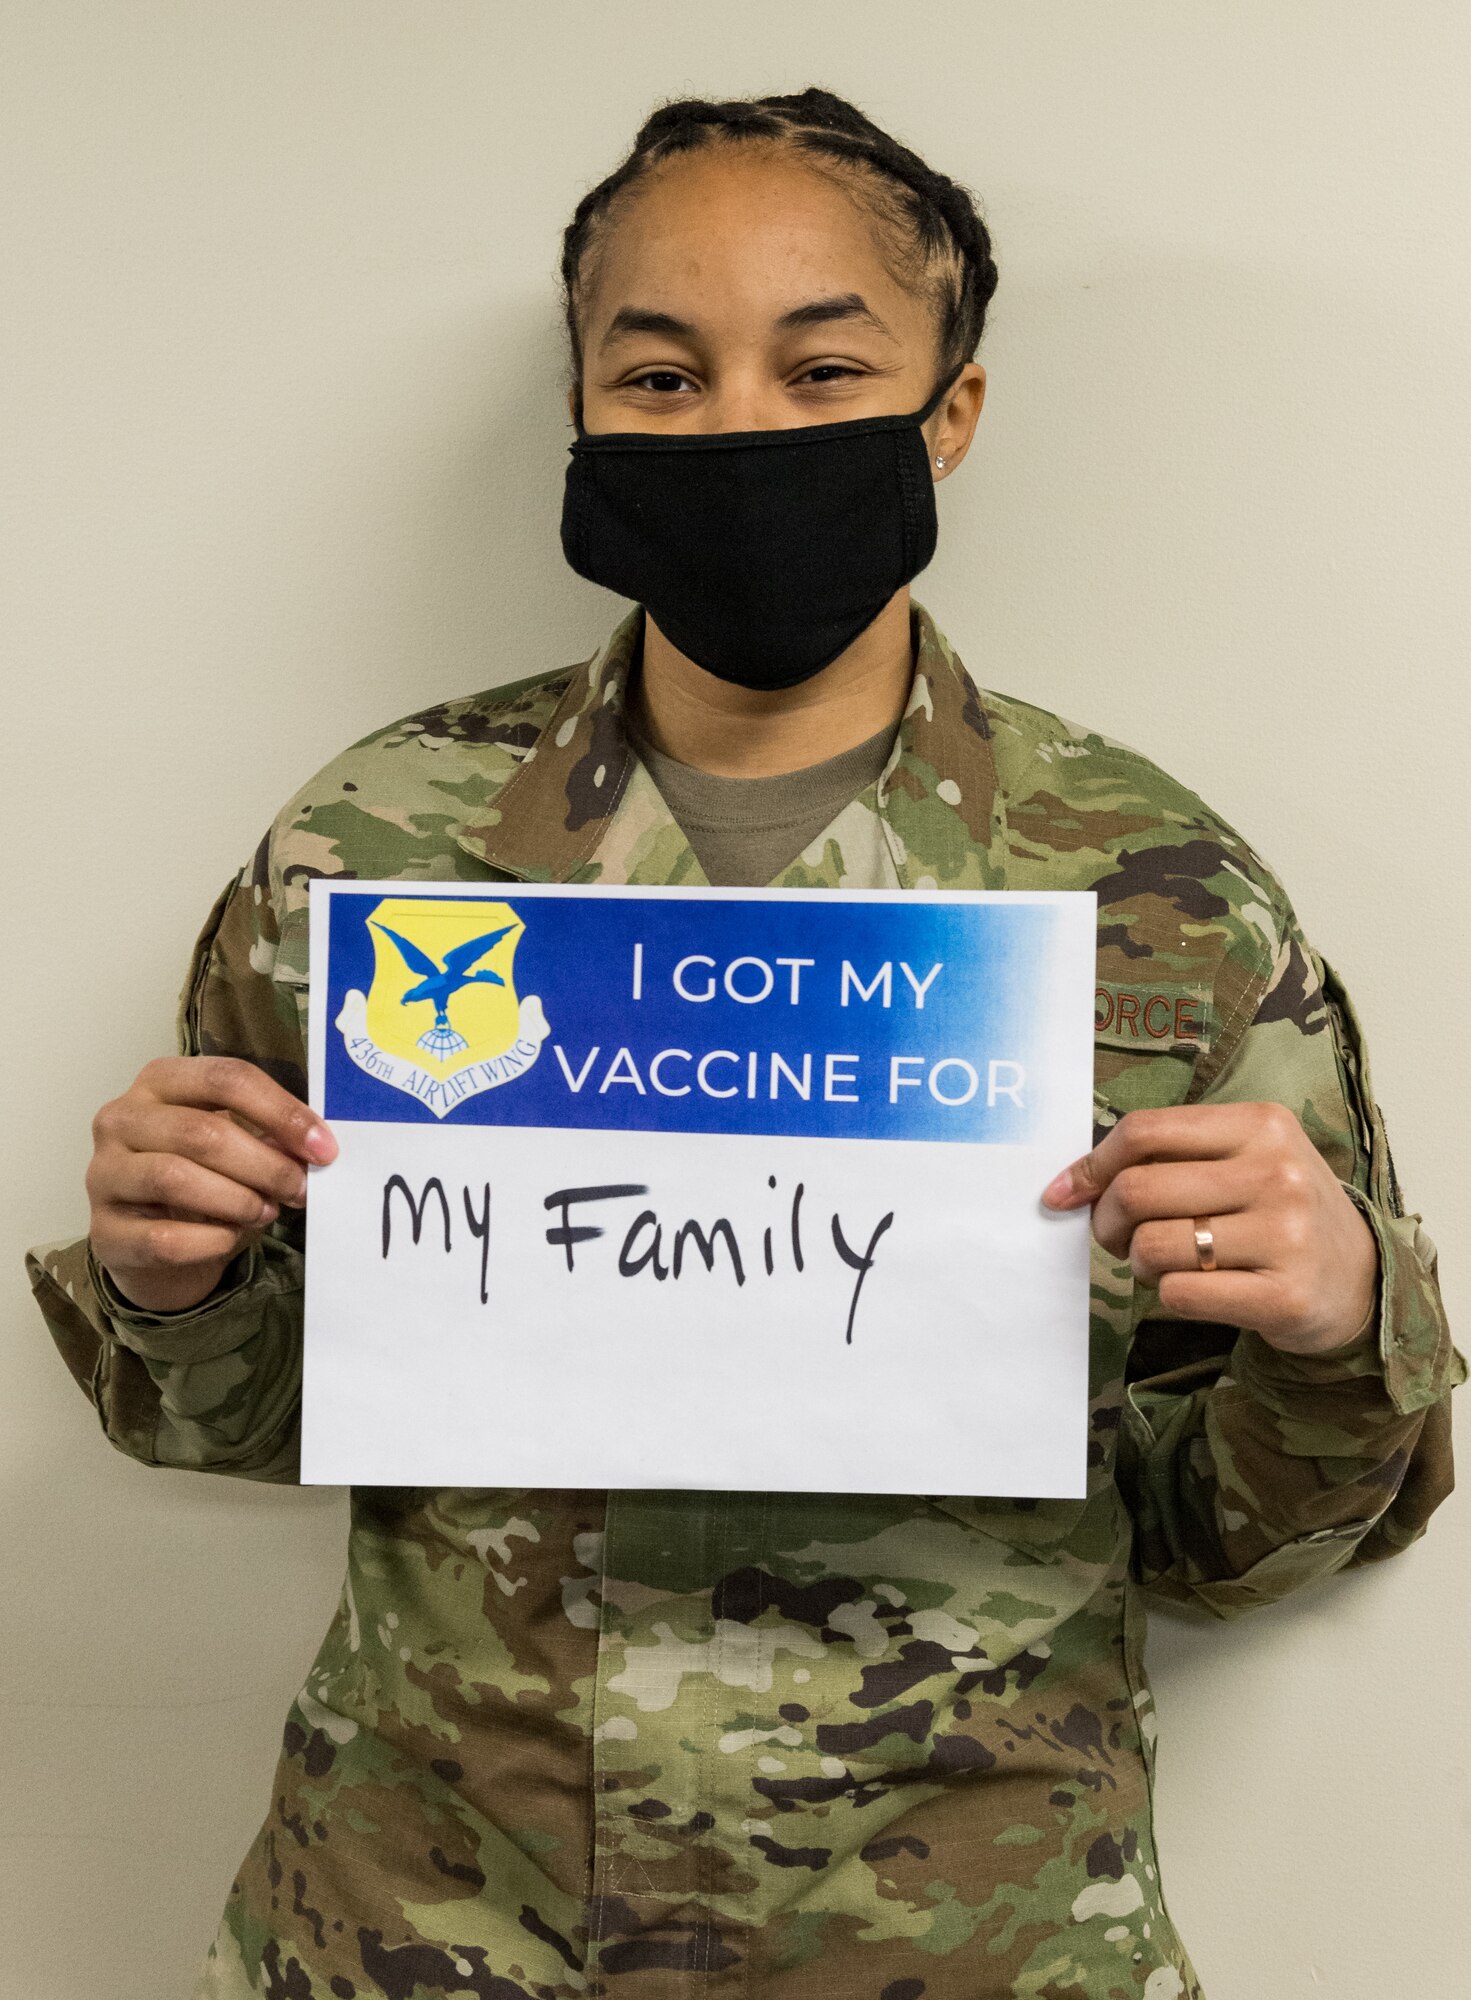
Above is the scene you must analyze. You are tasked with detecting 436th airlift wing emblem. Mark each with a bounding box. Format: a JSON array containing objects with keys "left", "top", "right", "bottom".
[{"left": 334, "top": 896, "right": 549, "bottom": 1118}]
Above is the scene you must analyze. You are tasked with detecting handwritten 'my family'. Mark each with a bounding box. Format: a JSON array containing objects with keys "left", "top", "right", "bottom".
[{"left": 380, "top": 1172, "right": 894, "bottom": 1346}]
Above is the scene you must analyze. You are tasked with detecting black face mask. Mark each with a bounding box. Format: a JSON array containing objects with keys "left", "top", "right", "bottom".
[{"left": 560, "top": 374, "right": 956, "bottom": 691}]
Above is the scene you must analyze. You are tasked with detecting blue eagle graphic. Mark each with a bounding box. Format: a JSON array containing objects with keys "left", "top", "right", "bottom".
[{"left": 371, "top": 918, "right": 519, "bottom": 1059}]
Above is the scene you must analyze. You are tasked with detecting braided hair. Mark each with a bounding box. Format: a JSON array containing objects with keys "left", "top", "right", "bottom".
[{"left": 560, "top": 88, "right": 998, "bottom": 399}]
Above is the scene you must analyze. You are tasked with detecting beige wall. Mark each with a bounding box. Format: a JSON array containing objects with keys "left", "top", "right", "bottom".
[{"left": 2, "top": 4, "right": 1466, "bottom": 1993}]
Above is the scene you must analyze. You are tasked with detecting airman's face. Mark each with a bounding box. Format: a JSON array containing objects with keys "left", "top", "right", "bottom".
[{"left": 573, "top": 145, "right": 984, "bottom": 465}]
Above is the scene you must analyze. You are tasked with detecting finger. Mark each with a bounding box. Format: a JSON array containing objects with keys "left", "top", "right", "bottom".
[
  {"left": 102, "top": 1102, "right": 311, "bottom": 1206},
  {"left": 92, "top": 1210, "right": 247, "bottom": 1271},
  {"left": 1090, "top": 1161, "right": 1253, "bottom": 1257},
  {"left": 134, "top": 1057, "right": 336, "bottom": 1163},
  {"left": 104, "top": 1152, "right": 281, "bottom": 1230},
  {"left": 1154, "top": 1268, "right": 1294, "bottom": 1337},
  {"left": 1042, "top": 1103, "right": 1290, "bottom": 1209},
  {"left": 1127, "top": 1213, "right": 1268, "bottom": 1285}
]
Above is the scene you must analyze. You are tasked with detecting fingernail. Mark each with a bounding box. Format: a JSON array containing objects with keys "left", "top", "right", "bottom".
[
  {"left": 1041, "top": 1168, "right": 1075, "bottom": 1208},
  {"left": 258, "top": 1201, "right": 279, "bottom": 1225},
  {"left": 304, "top": 1123, "right": 336, "bottom": 1163}
]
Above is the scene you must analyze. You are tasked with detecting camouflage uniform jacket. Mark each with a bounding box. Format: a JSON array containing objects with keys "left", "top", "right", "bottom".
[{"left": 28, "top": 602, "right": 1460, "bottom": 2000}]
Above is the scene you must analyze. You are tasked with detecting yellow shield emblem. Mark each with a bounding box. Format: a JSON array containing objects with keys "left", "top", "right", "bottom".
[{"left": 364, "top": 896, "right": 525, "bottom": 1080}]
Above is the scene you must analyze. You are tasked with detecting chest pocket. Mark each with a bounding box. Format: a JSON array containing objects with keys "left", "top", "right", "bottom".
[
  {"left": 1093, "top": 979, "right": 1212, "bottom": 1128},
  {"left": 1094, "top": 980, "right": 1211, "bottom": 1055}
]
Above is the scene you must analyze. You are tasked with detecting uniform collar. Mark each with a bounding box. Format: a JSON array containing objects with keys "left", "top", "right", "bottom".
[
  {"left": 454, "top": 600, "right": 1010, "bottom": 889},
  {"left": 455, "top": 606, "right": 642, "bottom": 882}
]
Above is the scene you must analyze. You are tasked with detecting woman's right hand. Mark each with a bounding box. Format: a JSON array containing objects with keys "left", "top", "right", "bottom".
[{"left": 87, "top": 1056, "right": 339, "bottom": 1314}]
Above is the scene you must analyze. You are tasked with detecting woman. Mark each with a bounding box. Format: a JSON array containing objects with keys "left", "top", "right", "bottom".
[{"left": 28, "top": 89, "right": 1459, "bottom": 2000}]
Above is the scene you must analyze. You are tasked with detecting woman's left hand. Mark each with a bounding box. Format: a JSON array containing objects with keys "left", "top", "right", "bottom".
[{"left": 1041, "top": 1102, "right": 1379, "bottom": 1355}]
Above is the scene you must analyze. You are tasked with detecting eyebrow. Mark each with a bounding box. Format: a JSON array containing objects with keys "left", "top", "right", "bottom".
[
  {"left": 775, "top": 292, "right": 893, "bottom": 337},
  {"left": 598, "top": 292, "right": 894, "bottom": 349},
  {"left": 600, "top": 307, "right": 698, "bottom": 346}
]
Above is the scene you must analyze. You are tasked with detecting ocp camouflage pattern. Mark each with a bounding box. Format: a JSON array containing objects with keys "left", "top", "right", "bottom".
[{"left": 28, "top": 602, "right": 1460, "bottom": 1999}]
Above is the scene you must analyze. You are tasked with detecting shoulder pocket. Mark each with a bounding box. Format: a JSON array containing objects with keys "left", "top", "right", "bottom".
[
  {"left": 273, "top": 904, "right": 311, "bottom": 992},
  {"left": 175, "top": 865, "right": 308, "bottom": 1095},
  {"left": 175, "top": 869, "right": 245, "bottom": 1056},
  {"left": 1315, "top": 951, "right": 1403, "bottom": 1216}
]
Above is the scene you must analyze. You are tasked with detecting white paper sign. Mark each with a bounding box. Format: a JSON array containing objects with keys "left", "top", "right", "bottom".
[{"left": 303, "top": 883, "right": 1096, "bottom": 1495}]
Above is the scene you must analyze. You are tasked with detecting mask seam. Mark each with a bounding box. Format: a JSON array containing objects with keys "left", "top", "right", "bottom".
[
  {"left": 898, "top": 430, "right": 925, "bottom": 570},
  {"left": 570, "top": 460, "right": 590, "bottom": 573}
]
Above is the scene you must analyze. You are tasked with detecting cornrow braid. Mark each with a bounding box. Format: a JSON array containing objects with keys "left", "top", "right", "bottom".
[{"left": 560, "top": 87, "right": 998, "bottom": 399}]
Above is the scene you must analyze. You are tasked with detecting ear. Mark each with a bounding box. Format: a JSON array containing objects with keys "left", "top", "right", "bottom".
[{"left": 928, "top": 362, "right": 986, "bottom": 480}]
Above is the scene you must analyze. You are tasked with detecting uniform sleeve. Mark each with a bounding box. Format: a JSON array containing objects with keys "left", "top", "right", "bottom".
[
  {"left": 1114, "top": 904, "right": 1463, "bottom": 1616},
  {"left": 24, "top": 837, "right": 308, "bottom": 1484}
]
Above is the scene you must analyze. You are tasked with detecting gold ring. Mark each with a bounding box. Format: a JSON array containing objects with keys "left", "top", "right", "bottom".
[{"left": 1192, "top": 1218, "right": 1218, "bottom": 1272}]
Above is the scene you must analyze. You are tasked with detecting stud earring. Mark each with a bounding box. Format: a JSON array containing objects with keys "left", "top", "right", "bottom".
[{"left": 935, "top": 454, "right": 946, "bottom": 468}]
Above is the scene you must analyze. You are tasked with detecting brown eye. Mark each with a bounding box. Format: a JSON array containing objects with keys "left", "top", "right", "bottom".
[{"left": 631, "top": 371, "right": 693, "bottom": 394}]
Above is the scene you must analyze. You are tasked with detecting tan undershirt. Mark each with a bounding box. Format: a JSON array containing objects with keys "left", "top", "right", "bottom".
[{"left": 631, "top": 723, "right": 898, "bottom": 887}]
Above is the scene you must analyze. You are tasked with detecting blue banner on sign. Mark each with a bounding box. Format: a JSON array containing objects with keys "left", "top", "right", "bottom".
[{"left": 321, "top": 888, "right": 1060, "bottom": 1143}]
